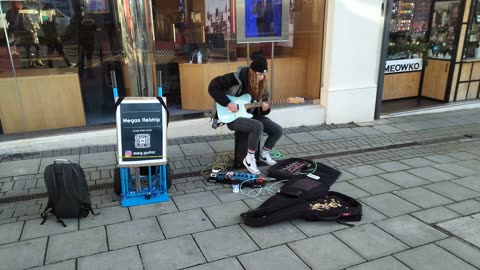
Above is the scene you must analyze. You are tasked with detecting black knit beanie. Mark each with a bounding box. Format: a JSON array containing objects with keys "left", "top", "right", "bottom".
[{"left": 250, "top": 56, "right": 268, "bottom": 73}]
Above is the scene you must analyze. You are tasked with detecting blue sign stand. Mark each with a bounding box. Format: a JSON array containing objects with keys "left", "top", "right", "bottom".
[{"left": 113, "top": 76, "right": 169, "bottom": 207}]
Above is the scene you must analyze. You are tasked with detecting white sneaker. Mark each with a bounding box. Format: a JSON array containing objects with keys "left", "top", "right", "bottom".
[
  {"left": 243, "top": 154, "right": 261, "bottom": 175},
  {"left": 259, "top": 149, "right": 277, "bottom": 166}
]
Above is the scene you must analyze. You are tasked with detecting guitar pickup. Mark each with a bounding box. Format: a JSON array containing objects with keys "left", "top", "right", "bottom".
[{"left": 236, "top": 104, "right": 239, "bottom": 110}]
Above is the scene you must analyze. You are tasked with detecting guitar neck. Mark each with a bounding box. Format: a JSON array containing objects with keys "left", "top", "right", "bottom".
[{"left": 245, "top": 100, "right": 288, "bottom": 109}]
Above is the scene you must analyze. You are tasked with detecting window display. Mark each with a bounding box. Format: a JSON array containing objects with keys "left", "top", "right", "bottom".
[
  {"left": 390, "top": 0, "right": 416, "bottom": 32},
  {"left": 427, "top": 1, "right": 461, "bottom": 59},
  {"left": 464, "top": 0, "right": 480, "bottom": 59}
]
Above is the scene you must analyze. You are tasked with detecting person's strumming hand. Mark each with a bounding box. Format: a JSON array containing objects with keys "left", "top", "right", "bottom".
[
  {"left": 227, "top": 102, "right": 238, "bottom": 112},
  {"left": 261, "top": 102, "right": 270, "bottom": 111}
]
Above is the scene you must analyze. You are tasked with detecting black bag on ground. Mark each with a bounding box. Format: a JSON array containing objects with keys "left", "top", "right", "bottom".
[
  {"left": 242, "top": 165, "right": 362, "bottom": 227},
  {"left": 267, "top": 158, "right": 342, "bottom": 182},
  {"left": 41, "top": 160, "right": 96, "bottom": 227}
]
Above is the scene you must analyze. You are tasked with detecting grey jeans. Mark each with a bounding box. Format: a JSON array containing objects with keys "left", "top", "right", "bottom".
[{"left": 227, "top": 115, "right": 283, "bottom": 151}]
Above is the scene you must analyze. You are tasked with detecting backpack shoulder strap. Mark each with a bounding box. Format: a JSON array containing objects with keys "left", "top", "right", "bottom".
[{"left": 41, "top": 164, "right": 60, "bottom": 224}]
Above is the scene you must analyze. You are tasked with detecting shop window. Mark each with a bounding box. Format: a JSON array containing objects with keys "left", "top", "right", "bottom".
[{"left": 152, "top": 0, "right": 324, "bottom": 115}]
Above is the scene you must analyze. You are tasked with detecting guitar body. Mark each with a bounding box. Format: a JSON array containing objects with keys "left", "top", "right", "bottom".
[{"left": 217, "top": 94, "right": 254, "bottom": 124}]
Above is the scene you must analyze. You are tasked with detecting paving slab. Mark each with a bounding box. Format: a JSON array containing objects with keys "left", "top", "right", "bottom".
[
  {"left": 424, "top": 181, "right": 480, "bottom": 201},
  {"left": 331, "top": 182, "right": 370, "bottom": 199},
  {"left": 292, "top": 204, "right": 386, "bottom": 237},
  {"left": 437, "top": 213, "right": 480, "bottom": 248},
  {"left": 310, "top": 130, "right": 342, "bottom": 140},
  {"left": 179, "top": 142, "right": 215, "bottom": 156},
  {"left": 193, "top": 225, "right": 259, "bottom": 262},
  {"left": 436, "top": 237, "right": 480, "bottom": 269},
  {"left": 157, "top": 208, "right": 214, "bottom": 238},
  {"left": 394, "top": 187, "right": 453, "bottom": 208},
  {"left": 352, "top": 127, "right": 385, "bottom": 136},
  {"left": 336, "top": 170, "right": 358, "bottom": 181},
  {"left": 38, "top": 155, "right": 80, "bottom": 173},
  {"left": 285, "top": 132, "right": 319, "bottom": 143},
  {"left": 46, "top": 226, "right": 107, "bottom": 264},
  {"left": 433, "top": 163, "right": 478, "bottom": 177},
  {"left": 346, "top": 165, "right": 386, "bottom": 178},
  {"left": 212, "top": 187, "right": 246, "bottom": 203},
  {"left": 237, "top": 245, "right": 310, "bottom": 270},
  {"left": 167, "top": 145, "right": 184, "bottom": 158},
  {"left": 30, "top": 260, "right": 75, "bottom": 270},
  {"left": 80, "top": 152, "right": 116, "bottom": 168},
  {"left": 107, "top": 217, "right": 164, "bottom": 250},
  {"left": 374, "top": 161, "right": 412, "bottom": 172},
  {"left": 0, "top": 159, "right": 41, "bottom": 178},
  {"left": 407, "top": 167, "right": 457, "bottom": 182},
  {"left": 394, "top": 243, "right": 478, "bottom": 270},
  {"left": 445, "top": 199, "right": 480, "bottom": 215},
  {"left": 361, "top": 193, "right": 421, "bottom": 217},
  {"left": 21, "top": 218, "right": 78, "bottom": 241},
  {"left": 79, "top": 206, "right": 130, "bottom": 229},
  {"left": 346, "top": 256, "right": 411, "bottom": 270},
  {"left": 78, "top": 247, "right": 143, "bottom": 270},
  {"left": 0, "top": 237, "right": 47, "bottom": 270},
  {"left": 333, "top": 224, "right": 409, "bottom": 260},
  {"left": 139, "top": 235, "right": 205, "bottom": 270},
  {"left": 331, "top": 128, "right": 363, "bottom": 138},
  {"left": 375, "top": 215, "right": 447, "bottom": 247},
  {"left": 424, "top": 154, "right": 460, "bottom": 164},
  {"left": 455, "top": 159, "right": 480, "bottom": 172},
  {"left": 208, "top": 139, "right": 235, "bottom": 153},
  {"left": 288, "top": 233, "right": 365, "bottom": 269},
  {"left": 400, "top": 157, "right": 436, "bottom": 168},
  {"left": 453, "top": 175, "right": 480, "bottom": 192},
  {"left": 172, "top": 191, "right": 222, "bottom": 211},
  {"left": 379, "top": 171, "right": 431, "bottom": 188},
  {"left": 446, "top": 152, "right": 479, "bottom": 160},
  {"left": 349, "top": 176, "right": 401, "bottom": 194},
  {"left": 184, "top": 258, "right": 244, "bottom": 270},
  {"left": 0, "top": 221, "right": 23, "bottom": 245},
  {"left": 371, "top": 125, "right": 403, "bottom": 134},
  {"left": 270, "top": 135, "right": 295, "bottom": 146},
  {"left": 129, "top": 199, "right": 178, "bottom": 220},
  {"left": 241, "top": 222, "right": 306, "bottom": 248},
  {"left": 202, "top": 200, "right": 250, "bottom": 227},
  {"left": 411, "top": 206, "right": 460, "bottom": 224}
]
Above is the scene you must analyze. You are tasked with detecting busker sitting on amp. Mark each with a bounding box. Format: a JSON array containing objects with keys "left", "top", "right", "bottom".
[{"left": 208, "top": 53, "right": 283, "bottom": 175}]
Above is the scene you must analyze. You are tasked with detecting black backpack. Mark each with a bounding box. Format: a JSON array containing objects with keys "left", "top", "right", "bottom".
[{"left": 41, "top": 160, "right": 97, "bottom": 226}]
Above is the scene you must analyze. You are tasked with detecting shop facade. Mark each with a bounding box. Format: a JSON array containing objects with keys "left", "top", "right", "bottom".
[
  {"left": 380, "top": 0, "right": 480, "bottom": 114},
  {"left": 0, "top": 0, "right": 387, "bottom": 140}
]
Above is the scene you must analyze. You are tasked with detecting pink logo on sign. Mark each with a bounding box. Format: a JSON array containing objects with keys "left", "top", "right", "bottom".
[{"left": 125, "top": 150, "right": 132, "bottom": 157}]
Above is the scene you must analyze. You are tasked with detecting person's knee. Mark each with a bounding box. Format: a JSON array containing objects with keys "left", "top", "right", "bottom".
[
  {"left": 252, "top": 121, "right": 264, "bottom": 136},
  {"left": 277, "top": 126, "right": 284, "bottom": 138}
]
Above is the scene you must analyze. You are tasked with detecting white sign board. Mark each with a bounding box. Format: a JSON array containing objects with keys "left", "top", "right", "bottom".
[{"left": 385, "top": 58, "right": 423, "bottom": 74}]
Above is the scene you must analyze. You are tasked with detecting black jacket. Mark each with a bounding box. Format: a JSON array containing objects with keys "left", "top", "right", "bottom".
[{"left": 208, "top": 66, "right": 271, "bottom": 118}]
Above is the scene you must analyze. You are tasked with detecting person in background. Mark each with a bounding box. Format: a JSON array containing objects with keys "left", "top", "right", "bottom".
[
  {"left": 208, "top": 54, "right": 283, "bottom": 174},
  {"left": 41, "top": 3, "right": 76, "bottom": 68},
  {"left": 6, "top": 2, "right": 21, "bottom": 56},
  {"left": 253, "top": 0, "right": 275, "bottom": 37},
  {"left": 174, "top": 23, "right": 193, "bottom": 62},
  {"left": 77, "top": 7, "right": 97, "bottom": 71},
  {"left": 18, "top": 7, "right": 45, "bottom": 67}
]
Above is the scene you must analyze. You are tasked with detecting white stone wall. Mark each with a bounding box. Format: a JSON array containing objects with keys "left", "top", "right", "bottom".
[{"left": 321, "top": 0, "right": 385, "bottom": 124}]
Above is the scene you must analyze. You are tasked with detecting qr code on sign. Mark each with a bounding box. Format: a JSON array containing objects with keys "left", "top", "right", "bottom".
[{"left": 134, "top": 134, "right": 151, "bottom": 148}]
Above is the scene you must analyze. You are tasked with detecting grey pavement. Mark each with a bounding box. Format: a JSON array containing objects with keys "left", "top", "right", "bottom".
[{"left": 1, "top": 108, "right": 480, "bottom": 269}]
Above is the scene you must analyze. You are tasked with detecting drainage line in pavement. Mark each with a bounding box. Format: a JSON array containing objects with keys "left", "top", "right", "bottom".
[{"left": 0, "top": 134, "right": 476, "bottom": 205}]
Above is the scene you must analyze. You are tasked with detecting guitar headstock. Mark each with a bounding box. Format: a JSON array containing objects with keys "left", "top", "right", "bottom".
[{"left": 286, "top": 97, "right": 305, "bottom": 104}]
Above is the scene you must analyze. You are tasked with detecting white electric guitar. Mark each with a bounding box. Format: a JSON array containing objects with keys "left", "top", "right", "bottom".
[{"left": 216, "top": 94, "right": 304, "bottom": 123}]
